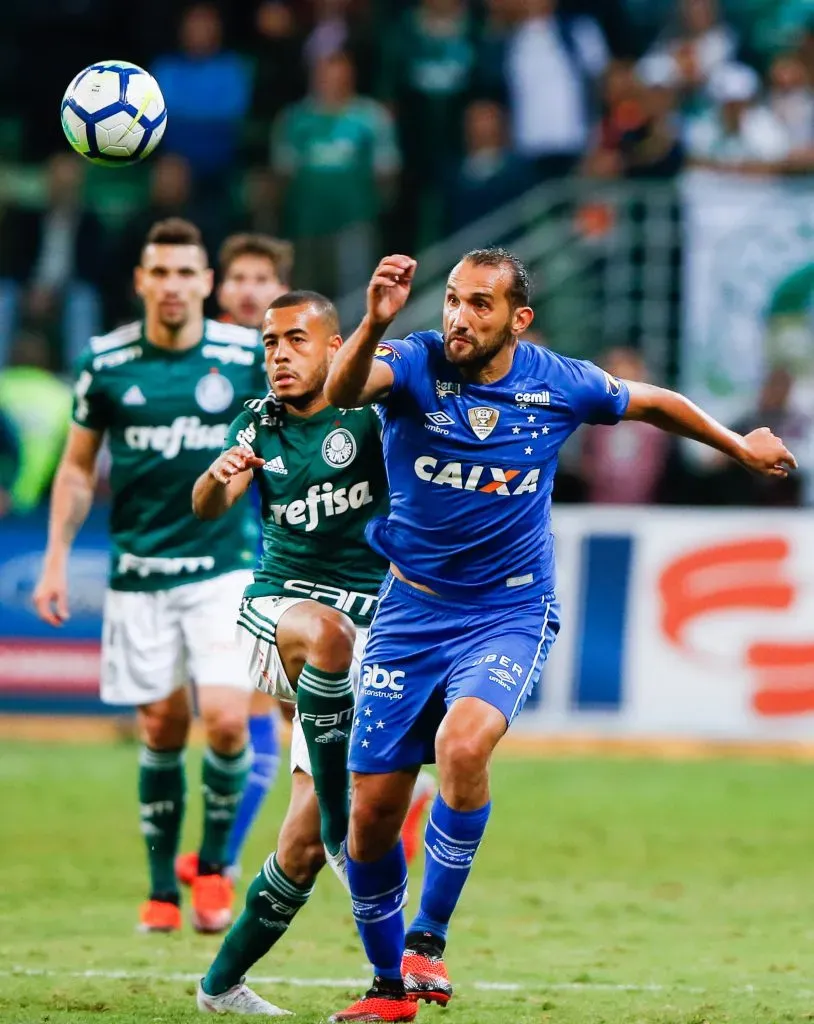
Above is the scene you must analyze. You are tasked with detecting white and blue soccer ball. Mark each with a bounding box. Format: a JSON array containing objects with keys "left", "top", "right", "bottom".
[{"left": 61, "top": 61, "right": 167, "bottom": 166}]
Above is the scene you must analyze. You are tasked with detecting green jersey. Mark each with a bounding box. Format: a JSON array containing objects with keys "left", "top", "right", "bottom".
[
  {"left": 225, "top": 394, "right": 388, "bottom": 626},
  {"left": 72, "top": 319, "right": 268, "bottom": 591}
]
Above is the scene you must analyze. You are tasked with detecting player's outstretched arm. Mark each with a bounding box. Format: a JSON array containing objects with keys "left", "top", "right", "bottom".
[
  {"left": 33, "top": 424, "right": 103, "bottom": 627},
  {"left": 192, "top": 446, "right": 265, "bottom": 521},
  {"left": 624, "top": 381, "right": 797, "bottom": 478},
  {"left": 324, "top": 254, "right": 417, "bottom": 407}
]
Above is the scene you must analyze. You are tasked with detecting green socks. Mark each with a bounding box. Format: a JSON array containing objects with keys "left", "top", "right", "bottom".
[
  {"left": 138, "top": 746, "right": 186, "bottom": 901},
  {"left": 202, "top": 852, "right": 314, "bottom": 995},
  {"left": 199, "top": 746, "right": 252, "bottom": 874},
  {"left": 296, "top": 663, "right": 354, "bottom": 855}
]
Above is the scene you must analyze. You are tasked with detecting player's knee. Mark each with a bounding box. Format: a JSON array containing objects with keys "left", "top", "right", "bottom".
[
  {"left": 204, "top": 710, "right": 249, "bottom": 754},
  {"left": 139, "top": 706, "right": 190, "bottom": 750},
  {"left": 436, "top": 731, "right": 490, "bottom": 783},
  {"left": 305, "top": 609, "right": 355, "bottom": 675},
  {"left": 349, "top": 792, "right": 403, "bottom": 860}
]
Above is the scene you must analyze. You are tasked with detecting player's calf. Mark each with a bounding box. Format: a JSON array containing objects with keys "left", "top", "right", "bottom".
[{"left": 281, "top": 604, "right": 356, "bottom": 857}]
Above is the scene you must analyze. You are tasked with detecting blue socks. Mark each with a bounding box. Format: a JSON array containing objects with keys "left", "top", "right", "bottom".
[
  {"left": 347, "top": 841, "right": 409, "bottom": 980},
  {"left": 225, "top": 714, "right": 280, "bottom": 869},
  {"left": 408, "top": 793, "right": 491, "bottom": 942}
]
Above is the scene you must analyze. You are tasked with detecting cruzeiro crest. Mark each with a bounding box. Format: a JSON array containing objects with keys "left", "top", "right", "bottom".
[
  {"left": 322, "top": 427, "right": 357, "bottom": 467},
  {"left": 195, "top": 369, "right": 234, "bottom": 414},
  {"left": 467, "top": 406, "right": 499, "bottom": 440}
]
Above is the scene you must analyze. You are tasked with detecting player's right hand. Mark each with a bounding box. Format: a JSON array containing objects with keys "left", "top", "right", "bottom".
[
  {"left": 33, "top": 566, "right": 70, "bottom": 627},
  {"left": 367, "top": 255, "right": 417, "bottom": 326},
  {"left": 209, "top": 446, "right": 266, "bottom": 484},
  {"left": 738, "top": 427, "right": 797, "bottom": 478}
]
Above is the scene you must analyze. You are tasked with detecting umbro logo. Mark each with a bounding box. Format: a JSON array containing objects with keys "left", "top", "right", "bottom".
[
  {"left": 425, "top": 409, "right": 454, "bottom": 436},
  {"left": 263, "top": 456, "right": 288, "bottom": 475},
  {"left": 315, "top": 728, "right": 348, "bottom": 744},
  {"left": 122, "top": 385, "right": 146, "bottom": 406}
]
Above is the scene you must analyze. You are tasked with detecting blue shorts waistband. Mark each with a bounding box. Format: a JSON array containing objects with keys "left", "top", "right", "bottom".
[{"left": 382, "top": 571, "right": 555, "bottom": 612}]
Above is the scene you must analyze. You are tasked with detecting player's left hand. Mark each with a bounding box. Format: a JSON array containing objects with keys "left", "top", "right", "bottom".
[{"left": 737, "top": 427, "right": 797, "bottom": 478}]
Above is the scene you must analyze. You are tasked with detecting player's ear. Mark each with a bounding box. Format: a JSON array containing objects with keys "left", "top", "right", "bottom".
[
  {"left": 512, "top": 305, "right": 534, "bottom": 336},
  {"left": 201, "top": 267, "right": 215, "bottom": 299},
  {"left": 327, "top": 334, "right": 343, "bottom": 359},
  {"left": 133, "top": 265, "right": 144, "bottom": 299}
]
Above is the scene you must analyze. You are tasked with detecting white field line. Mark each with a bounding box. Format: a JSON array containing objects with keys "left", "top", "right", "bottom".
[{"left": 3, "top": 967, "right": 811, "bottom": 997}]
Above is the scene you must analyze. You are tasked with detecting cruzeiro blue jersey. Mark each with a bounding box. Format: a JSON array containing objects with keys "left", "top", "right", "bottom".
[{"left": 369, "top": 330, "right": 630, "bottom": 605}]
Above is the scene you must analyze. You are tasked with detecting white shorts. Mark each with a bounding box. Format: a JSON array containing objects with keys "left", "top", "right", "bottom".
[
  {"left": 236, "top": 594, "right": 368, "bottom": 775},
  {"left": 100, "top": 570, "right": 254, "bottom": 706}
]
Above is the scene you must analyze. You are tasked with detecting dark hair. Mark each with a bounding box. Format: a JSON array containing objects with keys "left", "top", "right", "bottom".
[
  {"left": 144, "top": 217, "right": 204, "bottom": 249},
  {"left": 268, "top": 289, "right": 339, "bottom": 333},
  {"left": 142, "top": 218, "right": 208, "bottom": 267},
  {"left": 219, "top": 233, "right": 294, "bottom": 283},
  {"left": 460, "top": 247, "right": 530, "bottom": 308}
]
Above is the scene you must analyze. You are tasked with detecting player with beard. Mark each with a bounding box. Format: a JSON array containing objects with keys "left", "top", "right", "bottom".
[
  {"left": 323, "top": 247, "right": 797, "bottom": 1022},
  {"left": 33, "top": 219, "right": 269, "bottom": 935}
]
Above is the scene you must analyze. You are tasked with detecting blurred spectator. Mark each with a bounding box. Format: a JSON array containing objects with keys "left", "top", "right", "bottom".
[
  {"left": 0, "top": 153, "right": 103, "bottom": 370},
  {"left": 768, "top": 53, "right": 814, "bottom": 150},
  {"left": 579, "top": 348, "right": 671, "bottom": 503},
  {"left": 250, "top": 2, "right": 306, "bottom": 123},
  {"left": 379, "top": 0, "right": 476, "bottom": 250},
  {"left": 686, "top": 63, "right": 791, "bottom": 172},
  {"left": 113, "top": 154, "right": 229, "bottom": 319},
  {"left": 239, "top": 168, "right": 283, "bottom": 237},
  {"left": 646, "top": 0, "right": 736, "bottom": 106},
  {"left": 0, "top": 331, "right": 72, "bottom": 514},
  {"left": 152, "top": 3, "right": 253, "bottom": 185},
  {"left": 503, "top": 0, "right": 609, "bottom": 179},
  {"left": 714, "top": 367, "right": 811, "bottom": 506},
  {"left": 584, "top": 57, "right": 684, "bottom": 178},
  {"left": 303, "top": 1, "right": 374, "bottom": 91},
  {"left": 444, "top": 100, "right": 537, "bottom": 232},
  {"left": 625, "top": 56, "right": 685, "bottom": 177},
  {"left": 272, "top": 51, "right": 400, "bottom": 297}
]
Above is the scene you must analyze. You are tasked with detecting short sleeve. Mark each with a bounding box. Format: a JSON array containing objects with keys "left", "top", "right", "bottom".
[
  {"left": 224, "top": 409, "right": 259, "bottom": 454},
  {"left": 373, "top": 334, "right": 430, "bottom": 400},
  {"left": 71, "top": 354, "right": 110, "bottom": 432},
  {"left": 566, "top": 357, "right": 630, "bottom": 425}
]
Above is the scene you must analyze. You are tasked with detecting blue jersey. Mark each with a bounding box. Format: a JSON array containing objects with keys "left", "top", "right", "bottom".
[{"left": 368, "top": 330, "right": 630, "bottom": 606}]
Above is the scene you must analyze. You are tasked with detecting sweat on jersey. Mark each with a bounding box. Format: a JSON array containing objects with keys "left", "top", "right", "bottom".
[
  {"left": 71, "top": 319, "right": 268, "bottom": 591},
  {"left": 369, "top": 330, "right": 630, "bottom": 605},
  {"left": 226, "top": 393, "right": 389, "bottom": 627}
]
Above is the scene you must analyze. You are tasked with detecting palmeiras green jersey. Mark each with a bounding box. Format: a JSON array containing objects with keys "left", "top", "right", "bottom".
[
  {"left": 72, "top": 319, "right": 268, "bottom": 591},
  {"left": 225, "top": 393, "right": 389, "bottom": 627}
]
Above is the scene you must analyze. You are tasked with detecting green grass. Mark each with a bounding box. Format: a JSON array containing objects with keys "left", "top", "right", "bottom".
[{"left": 2, "top": 741, "right": 813, "bottom": 1023}]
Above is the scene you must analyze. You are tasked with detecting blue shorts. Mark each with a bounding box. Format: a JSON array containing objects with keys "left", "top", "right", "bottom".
[{"left": 348, "top": 574, "right": 560, "bottom": 774}]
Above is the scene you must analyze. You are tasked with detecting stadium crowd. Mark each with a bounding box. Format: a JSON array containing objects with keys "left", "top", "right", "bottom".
[{"left": 1, "top": 0, "right": 813, "bottom": 511}]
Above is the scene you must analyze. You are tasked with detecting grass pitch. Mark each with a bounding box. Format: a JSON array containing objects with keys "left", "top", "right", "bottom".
[{"left": 2, "top": 740, "right": 813, "bottom": 1023}]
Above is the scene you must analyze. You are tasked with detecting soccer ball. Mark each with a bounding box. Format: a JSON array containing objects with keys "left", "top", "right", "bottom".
[{"left": 61, "top": 61, "right": 167, "bottom": 166}]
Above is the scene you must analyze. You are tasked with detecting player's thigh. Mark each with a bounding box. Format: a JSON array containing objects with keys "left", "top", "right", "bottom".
[
  {"left": 273, "top": 598, "right": 355, "bottom": 676},
  {"left": 237, "top": 595, "right": 312, "bottom": 702},
  {"left": 100, "top": 587, "right": 185, "bottom": 706},
  {"left": 349, "top": 578, "right": 449, "bottom": 775},
  {"left": 178, "top": 571, "right": 254, "bottom": 692},
  {"left": 445, "top": 594, "right": 561, "bottom": 728}
]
